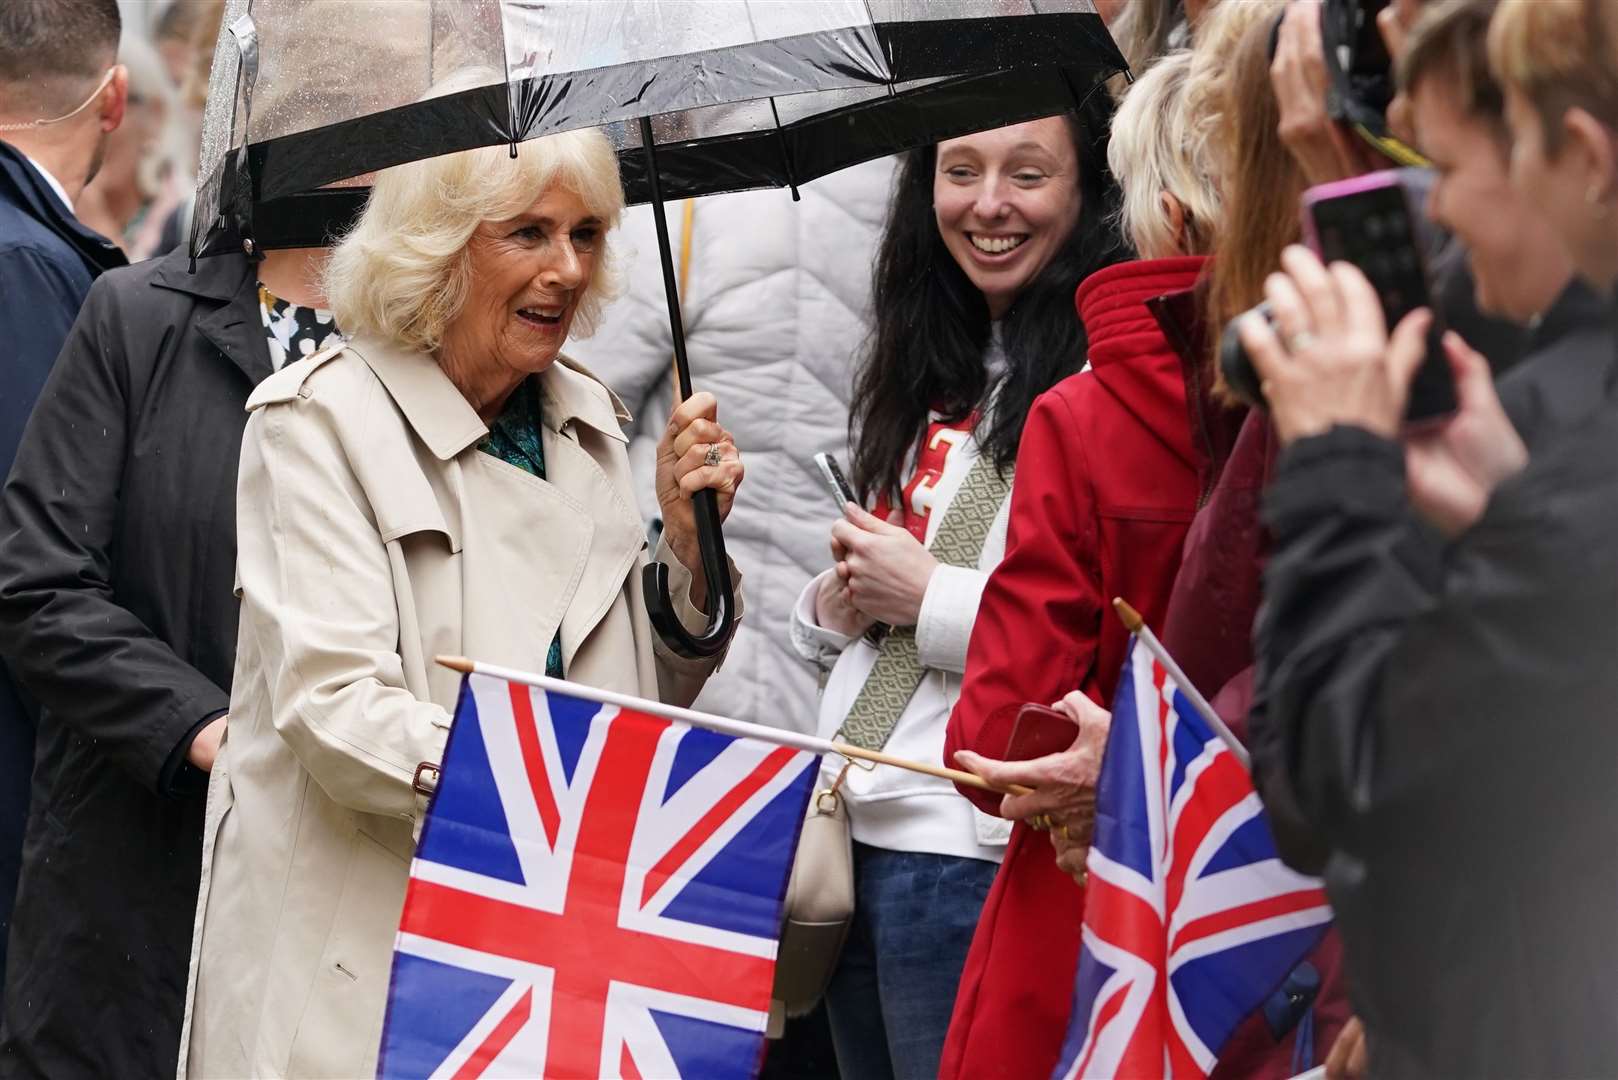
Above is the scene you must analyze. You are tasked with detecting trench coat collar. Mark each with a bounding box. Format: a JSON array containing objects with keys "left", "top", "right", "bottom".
[
  {"left": 348, "top": 334, "right": 630, "bottom": 462},
  {"left": 149, "top": 249, "right": 271, "bottom": 386},
  {"left": 540, "top": 357, "right": 632, "bottom": 445}
]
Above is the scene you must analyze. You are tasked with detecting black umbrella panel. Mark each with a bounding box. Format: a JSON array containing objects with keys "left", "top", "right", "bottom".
[{"left": 192, "top": 0, "right": 1128, "bottom": 657}]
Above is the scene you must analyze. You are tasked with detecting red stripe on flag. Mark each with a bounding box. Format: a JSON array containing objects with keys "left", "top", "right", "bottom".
[
  {"left": 1083, "top": 874, "right": 1164, "bottom": 965},
  {"left": 620, "top": 1043, "right": 643, "bottom": 1080},
  {"left": 1170, "top": 888, "right": 1331, "bottom": 956},
  {"left": 398, "top": 879, "right": 776, "bottom": 1012},
  {"left": 1081, "top": 874, "right": 1167, "bottom": 1079},
  {"left": 1153, "top": 662, "right": 1172, "bottom": 865},
  {"left": 1166, "top": 1019, "right": 1204, "bottom": 1079},
  {"left": 1075, "top": 982, "right": 1131, "bottom": 1080},
  {"left": 1163, "top": 753, "right": 1250, "bottom": 923},
  {"left": 509, "top": 684, "right": 562, "bottom": 850},
  {"left": 451, "top": 986, "right": 531, "bottom": 1080},
  {"left": 641, "top": 745, "right": 799, "bottom": 908}
]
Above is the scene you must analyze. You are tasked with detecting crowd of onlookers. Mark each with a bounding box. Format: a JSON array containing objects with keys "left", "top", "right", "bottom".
[{"left": 0, "top": 0, "right": 1614, "bottom": 1078}]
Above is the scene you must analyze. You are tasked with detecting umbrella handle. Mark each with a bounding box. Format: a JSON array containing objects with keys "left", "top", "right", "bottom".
[
  {"left": 642, "top": 488, "right": 736, "bottom": 659},
  {"left": 637, "top": 116, "right": 737, "bottom": 659}
]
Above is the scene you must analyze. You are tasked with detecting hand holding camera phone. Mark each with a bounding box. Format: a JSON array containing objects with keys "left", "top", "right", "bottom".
[{"left": 1220, "top": 168, "right": 1455, "bottom": 421}]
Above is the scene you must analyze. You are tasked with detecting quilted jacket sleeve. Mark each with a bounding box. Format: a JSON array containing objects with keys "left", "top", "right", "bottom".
[{"left": 945, "top": 389, "right": 1105, "bottom": 816}]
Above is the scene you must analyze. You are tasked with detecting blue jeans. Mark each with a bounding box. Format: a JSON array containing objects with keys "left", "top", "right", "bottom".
[{"left": 824, "top": 843, "right": 998, "bottom": 1080}]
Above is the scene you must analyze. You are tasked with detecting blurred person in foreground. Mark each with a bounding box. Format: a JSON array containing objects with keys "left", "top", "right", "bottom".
[
  {"left": 0, "top": 0, "right": 126, "bottom": 1015},
  {"left": 183, "top": 126, "right": 741, "bottom": 1079},
  {"left": 791, "top": 101, "right": 1127, "bottom": 1080},
  {"left": 1240, "top": 0, "right": 1618, "bottom": 1072},
  {"left": 1294, "top": 3, "right": 1608, "bottom": 1073}
]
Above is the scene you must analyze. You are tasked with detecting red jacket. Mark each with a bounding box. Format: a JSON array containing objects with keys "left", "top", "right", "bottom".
[{"left": 941, "top": 256, "right": 1209, "bottom": 1080}]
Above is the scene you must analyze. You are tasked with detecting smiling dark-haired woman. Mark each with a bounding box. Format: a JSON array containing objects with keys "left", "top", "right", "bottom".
[{"left": 788, "top": 92, "right": 1126, "bottom": 1080}]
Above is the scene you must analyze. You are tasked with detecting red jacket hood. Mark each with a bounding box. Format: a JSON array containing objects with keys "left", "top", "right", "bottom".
[{"left": 1074, "top": 255, "right": 1210, "bottom": 471}]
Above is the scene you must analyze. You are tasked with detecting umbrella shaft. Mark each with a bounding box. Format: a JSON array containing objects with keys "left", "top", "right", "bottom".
[{"left": 638, "top": 116, "right": 694, "bottom": 401}]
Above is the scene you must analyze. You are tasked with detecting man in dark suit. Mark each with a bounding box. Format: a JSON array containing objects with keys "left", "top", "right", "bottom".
[{"left": 0, "top": 0, "right": 127, "bottom": 995}]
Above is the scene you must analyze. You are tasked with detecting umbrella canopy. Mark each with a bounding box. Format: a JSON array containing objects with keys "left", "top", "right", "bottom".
[
  {"left": 192, "top": 0, "right": 1124, "bottom": 255},
  {"left": 192, "top": 0, "right": 1126, "bottom": 658}
]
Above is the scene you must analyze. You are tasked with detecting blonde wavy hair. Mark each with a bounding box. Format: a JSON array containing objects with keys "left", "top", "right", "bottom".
[
  {"left": 324, "top": 126, "right": 625, "bottom": 353},
  {"left": 1488, "top": 0, "right": 1618, "bottom": 152},
  {"left": 1108, "top": 50, "right": 1222, "bottom": 258}
]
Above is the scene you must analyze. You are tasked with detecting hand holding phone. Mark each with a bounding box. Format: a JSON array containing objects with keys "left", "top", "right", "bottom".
[
  {"left": 813, "top": 452, "right": 857, "bottom": 511},
  {"left": 1300, "top": 169, "right": 1455, "bottom": 419},
  {"left": 1220, "top": 169, "right": 1455, "bottom": 421},
  {"left": 1002, "top": 703, "right": 1079, "bottom": 761}
]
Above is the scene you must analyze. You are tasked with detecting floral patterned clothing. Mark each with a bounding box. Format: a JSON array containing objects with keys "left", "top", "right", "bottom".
[{"left": 258, "top": 285, "right": 341, "bottom": 371}]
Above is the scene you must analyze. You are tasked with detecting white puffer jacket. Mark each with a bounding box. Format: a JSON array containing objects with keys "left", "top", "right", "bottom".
[{"left": 570, "top": 158, "right": 895, "bottom": 734}]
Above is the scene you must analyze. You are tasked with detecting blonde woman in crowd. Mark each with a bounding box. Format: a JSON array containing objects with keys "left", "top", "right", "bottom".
[{"left": 183, "top": 122, "right": 742, "bottom": 1078}]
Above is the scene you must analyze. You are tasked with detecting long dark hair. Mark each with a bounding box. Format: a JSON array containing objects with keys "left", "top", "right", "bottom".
[{"left": 849, "top": 92, "right": 1130, "bottom": 502}]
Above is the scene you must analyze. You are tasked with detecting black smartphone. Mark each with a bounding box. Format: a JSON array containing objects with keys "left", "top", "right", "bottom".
[
  {"left": 1301, "top": 170, "right": 1455, "bottom": 420},
  {"left": 813, "top": 452, "right": 857, "bottom": 510}
]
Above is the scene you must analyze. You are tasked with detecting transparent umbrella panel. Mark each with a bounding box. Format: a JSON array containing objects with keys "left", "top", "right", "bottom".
[
  {"left": 190, "top": 0, "right": 1123, "bottom": 658},
  {"left": 191, "top": 0, "right": 1120, "bottom": 257}
]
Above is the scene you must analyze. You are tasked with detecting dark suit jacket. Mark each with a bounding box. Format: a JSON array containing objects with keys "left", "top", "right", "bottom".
[{"left": 0, "top": 140, "right": 125, "bottom": 1003}]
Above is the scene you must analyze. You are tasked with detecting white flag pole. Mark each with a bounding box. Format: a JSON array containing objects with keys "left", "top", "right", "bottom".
[
  {"left": 1111, "top": 599, "right": 1252, "bottom": 772},
  {"left": 435, "top": 656, "right": 1029, "bottom": 796}
]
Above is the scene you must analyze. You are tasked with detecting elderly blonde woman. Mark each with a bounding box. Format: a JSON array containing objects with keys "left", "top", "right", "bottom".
[{"left": 181, "top": 127, "right": 743, "bottom": 1078}]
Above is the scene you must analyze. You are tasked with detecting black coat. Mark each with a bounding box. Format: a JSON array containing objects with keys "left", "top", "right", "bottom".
[
  {"left": 0, "top": 141, "right": 125, "bottom": 985},
  {"left": 1248, "top": 292, "right": 1618, "bottom": 1076},
  {"left": 0, "top": 248, "right": 269, "bottom": 1079}
]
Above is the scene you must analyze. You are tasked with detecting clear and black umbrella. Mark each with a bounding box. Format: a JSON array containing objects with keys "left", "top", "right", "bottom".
[{"left": 193, "top": 0, "right": 1126, "bottom": 658}]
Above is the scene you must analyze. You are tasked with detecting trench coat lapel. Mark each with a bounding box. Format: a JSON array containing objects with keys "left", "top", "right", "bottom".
[
  {"left": 452, "top": 358, "right": 642, "bottom": 677},
  {"left": 454, "top": 453, "right": 597, "bottom": 677},
  {"left": 349, "top": 337, "right": 641, "bottom": 679},
  {"left": 538, "top": 360, "right": 644, "bottom": 672}
]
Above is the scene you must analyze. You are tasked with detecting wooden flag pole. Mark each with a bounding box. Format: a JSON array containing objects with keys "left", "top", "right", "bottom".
[
  {"left": 1112, "top": 598, "right": 1251, "bottom": 770},
  {"left": 827, "top": 741, "right": 1031, "bottom": 797},
  {"left": 435, "top": 656, "right": 1031, "bottom": 797}
]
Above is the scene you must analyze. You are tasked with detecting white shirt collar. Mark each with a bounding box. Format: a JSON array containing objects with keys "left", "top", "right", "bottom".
[{"left": 19, "top": 152, "right": 73, "bottom": 213}]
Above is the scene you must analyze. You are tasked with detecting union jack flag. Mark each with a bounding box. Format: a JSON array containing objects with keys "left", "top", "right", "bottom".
[
  {"left": 378, "top": 673, "right": 818, "bottom": 1079},
  {"left": 1053, "top": 638, "right": 1333, "bottom": 1079}
]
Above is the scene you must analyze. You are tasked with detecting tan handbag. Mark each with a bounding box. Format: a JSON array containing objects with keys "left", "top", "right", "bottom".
[{"left": 770, "top": 763, "right": 855, "bottom": 1022}]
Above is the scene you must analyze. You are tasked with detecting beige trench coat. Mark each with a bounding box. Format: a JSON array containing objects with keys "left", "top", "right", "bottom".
[{"left": 179, "top": 334, "right": 734, "bottom": 1078}]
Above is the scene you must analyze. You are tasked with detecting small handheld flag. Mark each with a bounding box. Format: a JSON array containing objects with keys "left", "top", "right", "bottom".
[
  {"left": 377, "top": 671, "right": 818, "bottom": 1079},
  {"left": 1052, "top": 635, "right": 1333, "bottom": 1080}
]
